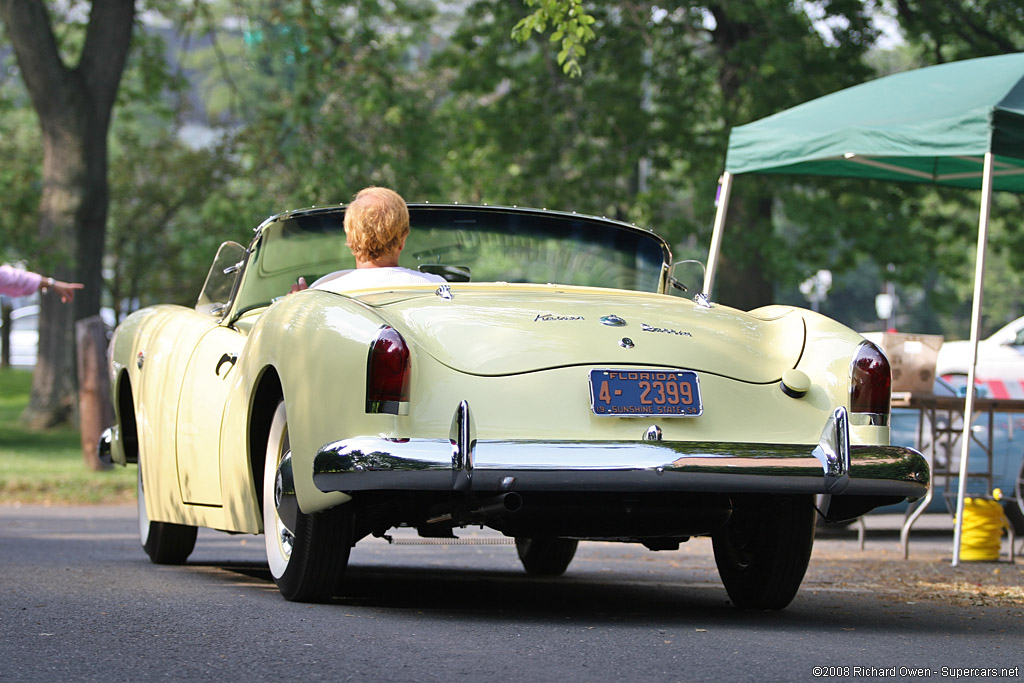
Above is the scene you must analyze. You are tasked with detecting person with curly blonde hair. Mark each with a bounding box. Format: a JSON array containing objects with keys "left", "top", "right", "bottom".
[{"left": 294, "top": 187, "right": 446, "bottom": 293}]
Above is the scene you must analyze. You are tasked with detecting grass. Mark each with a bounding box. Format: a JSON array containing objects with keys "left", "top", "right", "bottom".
[{"left": 0, "top": 369, "right": 136, "bottom": 505}]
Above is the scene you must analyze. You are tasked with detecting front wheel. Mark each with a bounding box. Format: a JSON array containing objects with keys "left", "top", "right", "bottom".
[
  {"left": 515, "top": 537, "right": 579, "bottom": 576},
  {"left": 138, "top": 461, "right": 197, "bottom": 565},
  {"left": 263, "top": 401, "right": 353, "bottom": 602},
  {"left": 712, "top": 495, "right": 815, "bottom": 610}
]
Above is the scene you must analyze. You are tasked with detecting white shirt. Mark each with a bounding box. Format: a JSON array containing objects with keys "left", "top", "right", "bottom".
[{"left": 312, "top": 267, "right": 446, "bottom": 293}]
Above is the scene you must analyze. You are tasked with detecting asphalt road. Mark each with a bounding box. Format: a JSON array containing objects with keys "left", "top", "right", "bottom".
[{"left": 0, "top": 505, "right": 1020, "bottom": 683}]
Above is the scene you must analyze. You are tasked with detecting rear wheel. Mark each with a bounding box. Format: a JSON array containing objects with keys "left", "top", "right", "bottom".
[
  {"left": 515, "top": 537, "right": 579, "bottom": 576},
  {"left": 712, "top": 495, "right": 815, "bottom": 610},
  {"left": 138, "top": 460, "right": 197, "bottom": 565},
  {"left": 263, "top": 401, "right": 352, "bottom": 602}
]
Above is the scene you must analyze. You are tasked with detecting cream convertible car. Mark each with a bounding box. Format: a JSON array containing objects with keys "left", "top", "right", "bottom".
[{"left": 104, "top": 204, "right": 928, "bottom": 610}]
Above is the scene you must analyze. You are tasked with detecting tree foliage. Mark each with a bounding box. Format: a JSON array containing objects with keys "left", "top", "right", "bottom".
[
  {"left": 510, "top": 0, "right": 1024, "bottom": 335},
  {"left": 0, "top": 71, "right": 41, "bottom": 263},
  {"left": 894, "top": 0, "right": 1024, "bottom": 62},
  {"left": 178, "top": 0, "right": 445, "bottom": 210},
  {"left": 4, "top": 0, "right": 1024, "bottom": 415},
  {"left": 511, "top": 0, "right": 596, "bottom": 77},
  {"left": 492, "top": 1, "right": 884, "bottom": 310}
]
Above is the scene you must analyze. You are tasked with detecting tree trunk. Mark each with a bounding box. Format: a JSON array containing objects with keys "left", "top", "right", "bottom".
[
  {"left": 22, "top": 94, "right": 113, "bottom": 427},
  {"left": 712, "top": 192, "right": 775, "bottom": 311},
  {"left": 0, "top": 0, "right": 135, "bottom": 427},
  {"left": 23, "top": 117, "right": 96, "bottom": 427},
  {"left": 708, "top": 3, "right": 776, "bottom": 311}
]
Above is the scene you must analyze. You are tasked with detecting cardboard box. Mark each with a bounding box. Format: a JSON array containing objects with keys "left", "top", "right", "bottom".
[{"left": 877, "top": 332, "right": 944, "bottom": 394}]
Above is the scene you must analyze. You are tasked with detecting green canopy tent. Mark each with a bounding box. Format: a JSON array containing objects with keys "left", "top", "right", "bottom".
[{"left": 703, "top": 52, "right": 1024, "bottom": 566}]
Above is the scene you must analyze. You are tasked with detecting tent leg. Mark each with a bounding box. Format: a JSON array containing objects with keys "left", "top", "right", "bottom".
[
  {"left": 703, "top": 171, "right": 733, "bottom": 299},
  {"left": 952, "top": 151, "right": 995, "bottom": 567}
]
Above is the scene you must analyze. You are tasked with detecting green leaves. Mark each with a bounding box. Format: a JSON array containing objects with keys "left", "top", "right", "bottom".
[
  {"left": 512, "top": 0, "right": 596, "bottom": 77},
  {"left": 6, "top": 0, "right": 1021, "bottom": 337},
  {"left": 188, "top": 1, "right": 445, "bottom": 207}
]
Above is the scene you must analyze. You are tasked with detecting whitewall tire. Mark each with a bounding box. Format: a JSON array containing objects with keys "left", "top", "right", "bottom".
[{"left": 263, "top": 401, "right": 353, "bottom": 602}]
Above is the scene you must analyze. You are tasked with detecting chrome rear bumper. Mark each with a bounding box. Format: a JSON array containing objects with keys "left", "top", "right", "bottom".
[{"left": 312, "top": 404, "right": 928, "bottom": 500}]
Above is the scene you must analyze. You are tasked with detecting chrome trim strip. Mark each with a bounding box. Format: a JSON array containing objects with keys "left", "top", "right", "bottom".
[
  {"left": 366, "top": 400, "right": 410, "bottom": 416},
  {"left": 850, "top": 412, "right": 889, "bottom": 427},
  {"left": 313, "top": 434, "right": 928, "bottom": 500}
]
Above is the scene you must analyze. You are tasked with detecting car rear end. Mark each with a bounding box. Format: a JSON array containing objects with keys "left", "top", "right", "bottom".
[{"left": 310, "top": 285, "right": 926, "bottom": 536}]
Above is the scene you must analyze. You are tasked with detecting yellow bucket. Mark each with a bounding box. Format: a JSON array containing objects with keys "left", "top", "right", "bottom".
[{"left": 959, "top": 497, "right": 1008, "bottom": 561}]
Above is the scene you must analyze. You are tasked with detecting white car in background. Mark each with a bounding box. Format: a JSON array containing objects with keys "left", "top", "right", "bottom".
[
  {"left": 0, "top": 305, "right": 116, "bottom": 368},
  {"left": 935, "top": 315, "right": 1024, "bottom": 397},
  {"left": 1, "top": 305, "right": 42, "bottom": 368}
]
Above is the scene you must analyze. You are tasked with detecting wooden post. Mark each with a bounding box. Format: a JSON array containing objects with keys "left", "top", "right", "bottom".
[
  {"left": 76, "top": 315, "right": 114, "bottom": 471},
  {"left": 1, "top": 298, "right": 11, "bottom": 369}
]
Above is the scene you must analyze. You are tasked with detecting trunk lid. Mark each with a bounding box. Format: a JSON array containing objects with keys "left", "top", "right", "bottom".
[{"left": 355, "top": 285, "right": 804, "bottom": 383}]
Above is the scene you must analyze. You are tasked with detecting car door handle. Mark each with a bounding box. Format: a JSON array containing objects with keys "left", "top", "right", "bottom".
[{"left": 216, "top": 353, "right": 238, "bottom": 376}]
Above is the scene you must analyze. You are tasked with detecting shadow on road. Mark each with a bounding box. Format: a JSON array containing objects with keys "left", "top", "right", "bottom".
[{"left": 194, "top": 558, "right": 1010, "bottom": 636}]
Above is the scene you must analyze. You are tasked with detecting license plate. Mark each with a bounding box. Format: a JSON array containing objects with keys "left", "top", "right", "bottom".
[{"left": 589, "top": 369, "right": 703, "bottom": 417}]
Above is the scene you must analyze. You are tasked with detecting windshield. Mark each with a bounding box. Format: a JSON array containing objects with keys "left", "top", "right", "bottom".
[{"left": 232, "top": 205, "right": 670, "bottom": 315}]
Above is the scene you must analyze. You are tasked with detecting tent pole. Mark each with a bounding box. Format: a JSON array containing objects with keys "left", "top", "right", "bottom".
[
  {"left": 951, "top": 151, "right": 994, "bottom": 567},
  {"left": 703, "top": 172, "right": 733, "bottom": 298}
]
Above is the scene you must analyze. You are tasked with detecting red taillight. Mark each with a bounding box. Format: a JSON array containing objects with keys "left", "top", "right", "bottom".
[
  {"left": 850, "top": 341, "right": 891, "bottom": 419},
  {"left": 366, "top": 326, "right": 410, "bottom": 414}
]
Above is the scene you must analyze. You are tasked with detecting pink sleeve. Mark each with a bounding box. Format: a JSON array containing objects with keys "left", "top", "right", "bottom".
[{"left": 0, "top": 265, "right": 43, "bottom": 297}]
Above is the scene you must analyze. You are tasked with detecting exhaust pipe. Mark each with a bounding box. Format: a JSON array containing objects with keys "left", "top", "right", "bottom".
[
  {"left": 469, "top": 492, "right": 523, "bottom": 518},
  {"left": 424, "top": 492, "right": 523, "bottom": 527}
]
